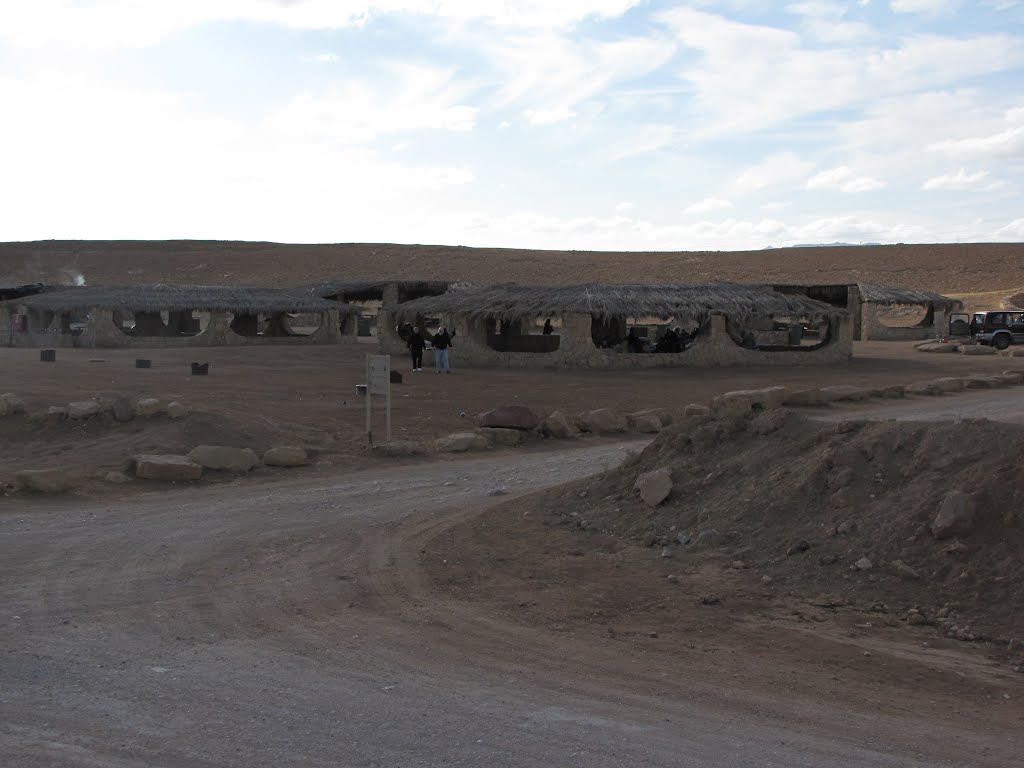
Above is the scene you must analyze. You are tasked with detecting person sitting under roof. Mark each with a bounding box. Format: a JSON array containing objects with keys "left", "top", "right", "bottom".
[{"left": 626, "top": 328, "right": 644, "bottom": 353}]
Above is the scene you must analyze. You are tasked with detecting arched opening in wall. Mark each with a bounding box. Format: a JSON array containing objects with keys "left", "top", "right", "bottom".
[
  {"left": 874, "top": 303, "right": 933, "bottom": 328},
  {"left": 130, "top": 311, "right": 172, "bottom": 337},
  {"left": 727, "top": 315, "right": 834, "bottom": 351},
  {"left": 620, "top": 316, "right": 702, "bottom": 354},
  {"left": 352, "top": 300, "right": 382, "bottom": 337},
  {"left": 251, "top": 313, "right": 323, "bottom": 338},
  {"left": 486, "top": 317, "right": 560, "bottom": 353}
]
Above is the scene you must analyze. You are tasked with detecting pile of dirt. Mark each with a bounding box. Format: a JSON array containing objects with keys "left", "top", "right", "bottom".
[{"left": 525, "top": 411, "right": 1024, "bottom": 642}]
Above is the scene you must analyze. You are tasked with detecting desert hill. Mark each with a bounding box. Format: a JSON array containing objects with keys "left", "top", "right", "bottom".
[{"left": 1, "top": 240, "right": 1021, "bottom": 295}]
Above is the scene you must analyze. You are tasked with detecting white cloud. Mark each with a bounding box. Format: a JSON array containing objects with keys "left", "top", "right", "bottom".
[
  {"left": 313, "top": 53, "right": 339, "bottom": 63},
  {"left": 995, "top": 218, "right": 1024, "bottom": 238},
  {"left": 785, "top": 1, "right": 873, "bottom": 42},
  {"left": 615, "top": 202, "right": 635, "bottom": 212},
  {"left": 921, "top": 168, "right": 990, "bottom": 190},
  {"left": 928, "top": 120, "right": 1024, "bottom": 158},
  {"left": 890, "top": 0, "right": 958, "bottom": 13},
  {"left": 524, "top": 105, "right": 576, "bottom": 125},
  {"left": 807, "top": 166, "right": 885, "bottom": 192},
  {"left": 684, "top": 197, "right": 733, "bottom": 214},
  {"left": 735, "top": 152, "right": 816, "bottom": 192}
]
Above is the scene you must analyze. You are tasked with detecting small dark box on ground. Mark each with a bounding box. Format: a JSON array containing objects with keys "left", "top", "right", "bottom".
[
  {"left": 191, "top": 362, "right": 209, "bottom": 376},
  {"left": 135, "top": 359, "right": 152, "bottom": 369},
  {"left": 40, "top": 349, "right": 56, "bottom": 362},
  {"left": 390, "top": 370, "right": 403, "bottom": 384}
]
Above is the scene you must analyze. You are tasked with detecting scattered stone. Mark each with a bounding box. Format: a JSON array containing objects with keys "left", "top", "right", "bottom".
[
  {"left": 701, "top": 595, "right": 721, "bottom": 605},
  {"left": 692, "top": 529, "right": 724, "bottom": 549},
  {"left": 837, "top": 520, "right": 855, "bottom": 535},
  {"left": 818, "top": 385, "right": 871, "bottom": 402},
  {"left": 67, "top": 401, "right": 102, "bottom": 420},
  {"left": 635, "top": 466, "right": 673, "bottom": 507},
  {"left": 574, "top": 408, "right": 627, "bottom": 434},
  {"left": 818, "top": 554, "right": 838, "bottom": 566},
  {"left": 134, "top": 398, "right": 163, "bottom": 417},
  {"left": 931, "top": 491, "right": 975, "bottom": 540},
  {"left": 372, "top": 440, "right": 428, "bottom": 458},
  {"left": 0, "top": 393, "right": 26, "bottom": 415},
  {"left": 187, "top": 445, "right": 260, "bottom": 472},
  {"left": 667, "top": 574, "right": 679, "bottom": 583},
  {"left": 103, "top": 471, "right": 131, "bottom": 484},
  {"left": 641, "top": 533, "right": 657, "bottom": 547},
  {"left": 129, "top": 455, "right": 203, "bottom": 481},
  {"left": 487, "top": 488, "right": 509, "bottom": 497},
  {"left": 730, "top": 560, "right": 747, "bottom": 569},
  {"left": 111, "top": 397, "right": 134, "bottom": 422},
  {"left": 879, "top": 384, "right": 905, "bottom": 399},
  {"left": 908, "top": 613, "right": 928, "bottom": 626},
  {"left": 683, "top": 403, "right": 710, "bottom": 417},
  {"left": 627, "top": 410, "right": 663, "bottom": 433},
  {"left": 541, "top": 410, "right": 579, "bottom": 439},
  {"left": 45, "top": 406, "right": 68, "bottom": 423},
  {"left": 660, "top": 547, "right": 673, "bottom": 558},
  {"left": 1008, "top": 638, "right": 1020, "bottom": 652},
  {"left": 959, "top": 345, "right": 997, "bottom": 356},
  {"left": 892, "top": 560, "right": 921, "bottom": 580},
  {"left": 262, "top": 446, "right": 308, "bottom": 467},
  {"left": 782, "top": 389, "right": 824, "bottom": 407},
  {"left": 787, "top": 540, "right": 810, "bottom": 556},
  {"left": 476, "top": 405, "right": 540, "bottom": 430},
  {"left": 15, "top": 469, "right": 71, "bottom": 494},
  {"left": 166, "top": 401, "right": 190, "bottom": 420},
  {"left": 713, "top": 386, "right": 788, "bottom": 414},
  {"left": 760, "top": 575, "right": 774, "bottom": 585},
  {"left": 854, "top": 557, "right": 873, "bottom": 571},
  {"left": 476, "top": 427, "right": 525, "bottom": 446},
  {"left": 916, "top": 342, "right": 958, "bottom": 353},
  {"left": 433, "top": 432, "right": 491, "bottom": 453},
  {"left": 649, "top": 631, "right": 658, "bottom": 638}
]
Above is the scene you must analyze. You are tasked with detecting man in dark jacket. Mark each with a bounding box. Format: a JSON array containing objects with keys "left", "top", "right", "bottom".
[
  {"left": 432, "top": 327, "right": 452, "bottom": 373},
  {"left": 407, "top": 326, "right": 425, "bottom": 371}
]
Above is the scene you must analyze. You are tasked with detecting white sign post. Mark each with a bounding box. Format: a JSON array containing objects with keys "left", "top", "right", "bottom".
[{"left": 366, "top": 354, "right": 391, "bottom": 445}]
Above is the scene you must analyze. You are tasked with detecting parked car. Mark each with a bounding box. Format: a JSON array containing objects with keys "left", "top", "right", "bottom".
[{"left": 969, "top": 310, "right": 1024, "bottom": 350}]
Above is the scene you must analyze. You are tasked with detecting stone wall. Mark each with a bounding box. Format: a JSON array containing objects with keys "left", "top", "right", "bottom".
[
  {"left": 411, "top": 311, "right": 853, "bottom": 369},
  {"left": 860, "top": 302, "right": 948, "bottom": 342}
]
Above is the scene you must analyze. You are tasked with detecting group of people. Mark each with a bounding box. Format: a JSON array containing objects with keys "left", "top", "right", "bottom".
[
  {"left": 399, "top": 324, "right": 454, "bottom": 373},
  {"left": 623, "top": 326, "right": 698, "bottom": 353}
]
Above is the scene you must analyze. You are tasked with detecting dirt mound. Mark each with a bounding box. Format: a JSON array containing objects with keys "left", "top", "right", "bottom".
[{"left": 532, "top": 411, "right": 1024, "bottom": 641}]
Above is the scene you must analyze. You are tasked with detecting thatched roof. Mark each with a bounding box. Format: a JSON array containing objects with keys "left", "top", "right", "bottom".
[
  {"left": 393, "top": 283, "right": 845, "bottom": 323},
  {"left": 857, "top": 283, "right": 959, "bottom": 307},
  {"left": 305, "top": 279, "right": 453, "bottom": 301},
  {"left": 5, "top": 285, "right": 356, "bottom": 315}
]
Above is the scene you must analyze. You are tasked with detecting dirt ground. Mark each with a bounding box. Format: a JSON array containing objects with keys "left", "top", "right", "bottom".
[
  {"left": 2, "top": 339, "right": 1023, "bottom": 493},
  {"left": 2, "top": 239, "right": 1023, "bottom": 295}
]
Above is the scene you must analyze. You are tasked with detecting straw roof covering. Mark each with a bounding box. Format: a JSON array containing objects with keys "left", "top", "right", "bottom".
[
  {"left": 856, "top": 283, "right": 959, "bottom": 307},
  {"left": 305, "top": 279, "right": 453, "bottom": 301},
  {"left": 393, "top": 282, "right": 844, "bottom": 323},
  {"left": 5, "top": 285, "right": 355, "bottom": 315}
]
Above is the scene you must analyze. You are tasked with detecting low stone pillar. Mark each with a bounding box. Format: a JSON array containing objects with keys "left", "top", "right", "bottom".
[
  {"left": 934, "top": 308, "right": 949, "bottom": 337},
  {"left": 860, "top": 302, "right": 879, "bottom": 340},
  {"left": 86, "top": 308, "right": 127, "bottom": 348},
  {"left": 327, "top": 310, "right": 347, "bottom": 344},
  {"left": 205, "top": 311, "right": 233, "bottom": 344}
]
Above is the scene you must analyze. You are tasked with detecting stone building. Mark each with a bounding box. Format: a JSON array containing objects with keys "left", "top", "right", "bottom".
[
  {"left": 0, "top": 285, "right": 359, "bottom": 348},
  {"left": 305, "top": 279, "right": 452, "bottom": 339},
  {"left": 773, "top": 283, "right": 961, "bottom": 341},
  {"left": 391, "top": 282, "right": 852, "bottom": 369}
]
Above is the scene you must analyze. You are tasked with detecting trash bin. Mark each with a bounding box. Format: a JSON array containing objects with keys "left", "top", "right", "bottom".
[{"left": 787, "top": 325, "right": 804, "bottom": 346}]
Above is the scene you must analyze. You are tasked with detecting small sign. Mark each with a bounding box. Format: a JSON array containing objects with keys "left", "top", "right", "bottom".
[{"left": 365, "top": 354, "right": 392, "bottom": 445}]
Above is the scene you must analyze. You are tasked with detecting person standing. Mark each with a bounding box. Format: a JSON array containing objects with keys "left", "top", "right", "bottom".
[
  {"left": 432, "top": 326, "right": 452, "bottom": 373},
  {"left": 542, "top": 318, "right": 553, "bottom": 335},
  {"left": 408, "top": 326, "right": 425, "bottom": 371}
]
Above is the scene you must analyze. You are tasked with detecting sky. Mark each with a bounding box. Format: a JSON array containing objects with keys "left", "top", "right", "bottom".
[{"left": 0, "top": 0, "right": 1022, "bottom": 251}]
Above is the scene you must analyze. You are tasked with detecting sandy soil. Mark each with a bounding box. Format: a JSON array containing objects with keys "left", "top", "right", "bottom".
[{"left": 1, "top": 240, "right": 1022, "bottom": 295}]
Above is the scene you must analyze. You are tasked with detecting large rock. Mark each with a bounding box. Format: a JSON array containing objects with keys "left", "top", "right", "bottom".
[
  {"left": 684, "top": 403, "right": 710, "bottom": 417},
  {"left": 45, "top": 406, "right": 68, "bottom": 423},
  {"left": 916, "top": 342, "right": 958, "bottom": 353},
  {"left": 433, "top": 432, "right": 490, "bottom": 453},
  {"left": 166, "top": 401, "right": 190, "bottom": 420},
  {"left": 963, "top": 375, "right": 1001, "bottom": 389},
  {"left": 932, "top": 491, "right": 975, "bottom": 540},
  {"left": 15, "top": 469, "right": 71, "bottom": 494},
  {"left": 959, "top": 345, "right": 996, "bottom": 356},
  {"left": 134, "top": 398, "right": 163, "bottom": 417},
  {"left": 372, "top": 440, "right": 428, "bottom": 458},
  {"left": 575, "top": 408, "right": 626, "bottom": 434},
  {"left": 635, "top": 467, "right": 673, "bottom": 507},
  {"left": 476, "top": 427, "right": 525, "bottom": 446},
  {"left": 627, "top": 411, "right": 663, "bottom": 433},
  {"left": 131, "top": 454, "right": 203, "bottom": 481},
  {"left": 783, "top": 389, "right": 824, "bottom": 407},
  {"left": 263, "top": 446, "right": 308, "bottom": 467},
  {"left": 997, "top": 372, "right": 1024, "bottom": 385},
  {"left": 476, "top": 405, "right": 541, "bottom": 430},
  {"left": 187, "top": 445, "right": 260, "bottom": 472},
  {"left": 67, "top": 401, "right": 103, "bottom": 420},
  {"left": 111, "top": 396, "right": 134, "bottom": 423},
  {"left": 541, "top": 410, "right": 578, "bottom": 439},
  {"left": 818, "top": 385, "right": 871, "bottom": 402},
  {"left": 0, "top": 393, "right": 26, "bottom": 416},
  {"left": 878, "top": 384, "right": 906, "bottom": 399},
  {"left": 930, "top": 377, "right": 967, "bottom": 393},
  {"left": 713, "top": 387, "right": 788, "bottom": 414}
]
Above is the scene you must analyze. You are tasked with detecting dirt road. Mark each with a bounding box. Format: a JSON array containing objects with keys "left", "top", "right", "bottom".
[{"left": 8, "top": 438, "right": 1014, "bottom": 767}]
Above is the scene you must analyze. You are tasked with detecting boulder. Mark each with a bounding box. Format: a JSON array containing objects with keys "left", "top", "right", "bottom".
[
  {"left": 1004, "top": 348, "right": 1024, "bottom": 358},
  {"left": 635, "top": 467, "right": 673, "bottom": 507},
  {"left": 45, "top": 406, "right": 68, "bottom": 423},
  {"left": 187, "top": 445, "right": 260, "bottom": 472},
  {"left": 541, "top": 410, "right": 578, "bottom": 439},
  {"left": 683, "top": 403, "right": 711, "bottom": 417},
  {"left": 134, "top": 398, "right": 163, "bottom": 417},
  {"left": 433, "top": 432, "right": 490, "bottom": 453},
  {"left": 131, "top": 454, "right": 203, "bottom": 481},
  {"left": 959, "top": 345, "right": 996, "bottom": 356},
  {"left": 930, "top": 377, "right": 967, "bottom": 393},
  {"left": 783, "top": 389, "right": 824, "bottom": 407},
  {"left": 0, "top": 393, "right": 26, "bottom": 416},
  {"left": 691, "top": 529, "right": 724, "bottom": 550},
  {"left": 916, "top": 342, "right": 958, "bottom": 353},
  {"left": 372, "top": 440, "right": 428, "bottom": 458},
  {"left": 574, "top": 408, "right": 626, "bottom": 434},
  {"left": 818, "top": 385, "right": 871, "bottom": 402},
  {"left": 476, "top": 405, "right": 541, "bottom": 430},
  {"left": 879, "top": 384, "right": 905, "bottom": 399},
  {"left": 103, "top": 471, "right": 132, "bottom": 484},
  {"left": 905, "top": 381, "right": 939, "bottom": 396},
  {"left": 627, "top": 411, "right": 663, "bottom": 433},
  {"left": 932, "top": 491, "right": 975, "bottom": 540},
  {"left": 111, "top": 396, "right": 134, "bottom": 422},
  {"left": 263, "top": 446, "right": 308, "bottom": 467},
  {"left": 476, "top": 427, "right": 525, "bottom": 446},
  {"left": 713, "top": 387, "right": 788, "bottom": 415},
  {"left": 998, "top": 372, "right": 1024, "bottom": 385},
  {"left": 15, "top": 469, "right": 71, "bottom": 494},
  {"left": 633, "top": 407, "right": 673, "bottom": 426},
  {"left": 67, "top": 401, "right": 102, "bottom": 420},
  {"left": 963, "top": 375, "right": 1001, "bottom": 389},
  {"left": 166, "top": 401, "right": 190, "bottom": 420}
]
